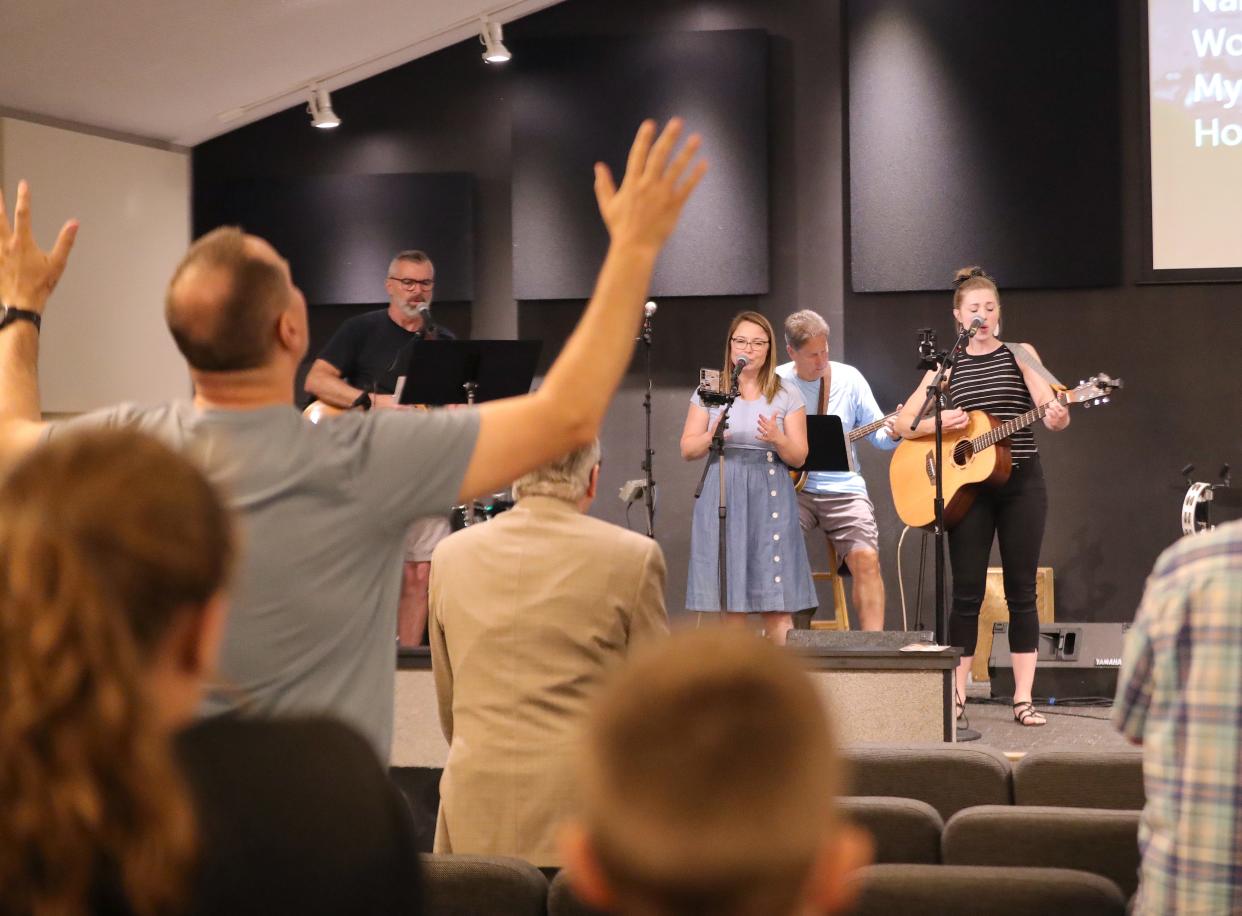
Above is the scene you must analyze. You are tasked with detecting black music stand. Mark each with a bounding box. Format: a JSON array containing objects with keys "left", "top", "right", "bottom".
[
  {"left": 395, "top": 340, "right": 541, "bottom": 406},
  {"left": 795, "top": 415, "right": 853, "bottom": 475}
]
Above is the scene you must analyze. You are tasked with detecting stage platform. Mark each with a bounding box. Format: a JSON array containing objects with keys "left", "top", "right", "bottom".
[{"left": 393, "top": 634, "right": 961, "bottom": 767}]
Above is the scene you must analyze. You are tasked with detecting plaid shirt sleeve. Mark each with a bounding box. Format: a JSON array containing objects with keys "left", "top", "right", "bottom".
[{"left": 1112, "top": 577, "right": 1159, "bottom": 742}]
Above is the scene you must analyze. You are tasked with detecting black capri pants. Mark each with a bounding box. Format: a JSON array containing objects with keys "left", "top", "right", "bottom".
[{"left": 947, "top": 457, "right": 1046, "bottom": 657}]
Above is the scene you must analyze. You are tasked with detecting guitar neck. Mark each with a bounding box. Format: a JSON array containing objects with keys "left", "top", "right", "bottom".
[
  {"left": 847, "top": 412, "right": 897, "bottom": 443},
  {"left": 970, "top": 391, "right": 1067, "bottom": 452}
]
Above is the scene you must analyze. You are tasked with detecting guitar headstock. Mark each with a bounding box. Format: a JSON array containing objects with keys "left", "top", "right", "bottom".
[{"left": 1065, "top": 372, "right": 1123, "bottom": 408}]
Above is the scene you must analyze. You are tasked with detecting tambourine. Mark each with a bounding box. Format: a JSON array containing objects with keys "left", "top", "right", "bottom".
[{"left": 1180, "top": 482, "right": 1213, "bottom": 536}]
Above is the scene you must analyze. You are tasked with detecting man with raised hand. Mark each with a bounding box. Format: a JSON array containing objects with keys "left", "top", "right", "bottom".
[{"left": 0, "top": 118, "right": 706, "bottom": 759}]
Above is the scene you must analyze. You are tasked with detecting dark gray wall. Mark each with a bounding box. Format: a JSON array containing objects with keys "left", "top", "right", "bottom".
[{"left": 847, "top": 6, "right": 1242, "bottom": 626}]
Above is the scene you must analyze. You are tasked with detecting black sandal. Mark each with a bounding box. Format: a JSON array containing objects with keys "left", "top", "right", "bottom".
[
  {"left": 1012, "top": 701, "right": 1046, "bottom": 727},
  {"left": 955, "top": 691, "right": 969, "bottom": 728}
]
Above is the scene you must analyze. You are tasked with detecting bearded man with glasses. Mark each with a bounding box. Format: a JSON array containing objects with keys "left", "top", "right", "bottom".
[{"left": 305, "top": 249, "right": 458, "bottom": 647}]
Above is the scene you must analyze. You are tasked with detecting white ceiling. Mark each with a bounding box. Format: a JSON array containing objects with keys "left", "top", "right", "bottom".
[{"left": 0, "top": 0, "right": 562, "bottom": 148}]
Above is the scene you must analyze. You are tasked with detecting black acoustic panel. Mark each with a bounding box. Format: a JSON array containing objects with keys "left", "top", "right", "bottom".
[
  {"left": 193, "top": 173, "right": 474, "bottom": 305},
  {"left": 511, "top": 29, "right": 768, "bottom": 300},
  {"left": 847, "top": 0, "right": 1121, "bottom": 292}
]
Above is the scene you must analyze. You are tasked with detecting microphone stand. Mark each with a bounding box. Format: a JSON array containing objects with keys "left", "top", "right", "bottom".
[
  {"left": 639, "top": 312, "right": 656, "bottom": 538},
  {"left": 694, "top": 378, "right": 740, "bottom": 616},
  {"left": 911, "top": 322, "right": 978, "bottom": 741}
]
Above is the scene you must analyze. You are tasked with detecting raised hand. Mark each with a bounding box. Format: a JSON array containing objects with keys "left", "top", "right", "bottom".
[
  {"left": 593, "top": 118, "right": 708, "bottom": 253},
  {"left": 0, "top": 181, "right": 78, "bottom": 314}
]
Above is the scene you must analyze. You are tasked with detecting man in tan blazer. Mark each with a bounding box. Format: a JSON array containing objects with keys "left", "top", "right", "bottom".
[{"left": 428, "top": 440, "right": 669, "bottom": 867}]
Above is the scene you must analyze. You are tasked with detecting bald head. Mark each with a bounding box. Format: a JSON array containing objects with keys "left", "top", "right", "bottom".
[{"left": 165, "top": 228, "right": 294, "bottom": 372}]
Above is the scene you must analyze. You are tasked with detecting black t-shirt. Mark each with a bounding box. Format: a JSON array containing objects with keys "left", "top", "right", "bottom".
[
  {"left": 90, "top": 716, "right": 422, "bottom": 915},
  {"left": 176, "top": 716, "right": 423, "bottom": 916},
  {"left": 317, "top": 309, "right": 454, "bottom": 395}
]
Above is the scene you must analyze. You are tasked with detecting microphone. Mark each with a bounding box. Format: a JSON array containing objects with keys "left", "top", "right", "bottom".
[
  {"left": 966, "top": 316, "right": 984, "bottom": 337},
  {"left": 730, "top": 355, "right": 749, "bottom": 385},
  {"left": 418, "top": 304, "right": 436, "bottom": 337},
  {"left": 639, "top": 300, "right": 657, "bottom": 344}
]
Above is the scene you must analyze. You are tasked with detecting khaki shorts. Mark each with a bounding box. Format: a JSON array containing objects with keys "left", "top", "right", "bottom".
[
  {"left": 796, "top": 491, "right": 880, "bottom": 558},
  {"left": 403, "top": 515, "right": 452, "bottom": 563}
]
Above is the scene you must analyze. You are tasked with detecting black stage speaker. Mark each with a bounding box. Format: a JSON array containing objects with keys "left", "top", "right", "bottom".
[{"left": 988, "top": 622, "right": 1129, "bottom": 700}]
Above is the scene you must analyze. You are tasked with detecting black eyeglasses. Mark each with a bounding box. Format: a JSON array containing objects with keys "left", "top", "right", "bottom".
[{"left": 389, "top": 276, "right": 435, "bottom": 291}]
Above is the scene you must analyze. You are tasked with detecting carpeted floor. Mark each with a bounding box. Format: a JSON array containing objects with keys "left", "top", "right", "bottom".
[{"left": 956, "top": 680, "right": 1131, "bottom": 755}]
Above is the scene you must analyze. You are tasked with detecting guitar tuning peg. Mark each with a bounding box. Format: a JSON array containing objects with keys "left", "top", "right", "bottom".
[
  {"left": 1102, "top": 397, "right": 1110, "bottom": 405},
  {"left": 1084, "top": 402, "right": 1091, "bottom": 409}
]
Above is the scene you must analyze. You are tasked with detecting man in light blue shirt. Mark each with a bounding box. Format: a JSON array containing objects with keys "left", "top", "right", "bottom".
[{"left": 775, "top": 310, "right": 898, "bottom": 630}]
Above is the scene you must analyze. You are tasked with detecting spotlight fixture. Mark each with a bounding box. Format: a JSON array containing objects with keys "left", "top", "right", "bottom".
[
  {"left": 307, "top": 86, "right": 340, "bottom": 129},
  {"left": 479, "top": 18, "right": 511, "bottom": 64}
]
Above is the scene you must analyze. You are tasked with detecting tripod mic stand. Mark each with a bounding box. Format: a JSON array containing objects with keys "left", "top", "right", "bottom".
[
  {"left": 910, "top": 324, "right": 979, "bottom": 741},
  {"left": 693, "top": 385, "right": 738, "bottom": 615}
]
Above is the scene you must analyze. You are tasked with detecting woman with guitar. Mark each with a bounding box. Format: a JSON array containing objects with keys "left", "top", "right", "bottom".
[
  {"left": 895, "top": 267, "right": 1069, "bottom": 727},
  {"left": 681, "top": 311, "right": 816, "bottom": 645}
]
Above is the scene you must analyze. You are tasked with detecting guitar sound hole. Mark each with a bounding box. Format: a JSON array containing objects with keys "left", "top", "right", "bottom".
[{"left": 952, "top": 440, "right": 974, "bottom": 467}]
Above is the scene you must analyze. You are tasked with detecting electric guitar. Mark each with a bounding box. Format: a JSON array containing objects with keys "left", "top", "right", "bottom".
[
  {"left": 888, "top": 373, "right": 1122, "bottom": 530},
  {"left": 790, "top": 411, "right": 899, "bottom": 492}
]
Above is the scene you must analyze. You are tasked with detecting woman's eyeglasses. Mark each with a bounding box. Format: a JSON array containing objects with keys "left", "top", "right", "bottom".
[{"left": 730, "top": 337, "right": 769, "bottom": 350}]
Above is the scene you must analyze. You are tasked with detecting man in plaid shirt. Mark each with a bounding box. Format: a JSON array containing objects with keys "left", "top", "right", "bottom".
[{"left": 1113, "top": 519, "right": 1242, "bottom": 914}]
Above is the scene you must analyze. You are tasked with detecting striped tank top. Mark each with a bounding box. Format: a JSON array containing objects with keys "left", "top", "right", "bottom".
[{"left": 948, "top": 344, "right": 1038, "bottom": 463}]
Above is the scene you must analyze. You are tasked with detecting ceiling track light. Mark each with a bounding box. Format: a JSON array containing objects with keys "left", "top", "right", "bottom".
[
  {"left": 479, "top": 18, "right": 511, "bottom": 64},
  {"left": 306, "top": 85, "right": 340, "bottom": 129}
]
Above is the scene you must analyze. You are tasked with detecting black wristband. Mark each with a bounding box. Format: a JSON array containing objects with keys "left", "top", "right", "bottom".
[
  {"left": 0, "top": 304, "right": 41, "bottom": 331},
  {"left": 351, "top": 391, "right": 373, "bottom": 411}
]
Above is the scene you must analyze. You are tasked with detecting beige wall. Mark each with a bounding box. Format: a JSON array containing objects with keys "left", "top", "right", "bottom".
[{"left": 0, "top": 117, "right": 190, "bottom": 411}]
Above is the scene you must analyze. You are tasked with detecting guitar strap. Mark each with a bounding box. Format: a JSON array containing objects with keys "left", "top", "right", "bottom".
[{"left": 1004, "top": 342, "right": 1066, "bottom": 391}]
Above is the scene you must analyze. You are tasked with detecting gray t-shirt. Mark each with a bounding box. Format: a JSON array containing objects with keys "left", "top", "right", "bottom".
[{"left": 46, "top": 401, "right": 479, "bottom": 758}]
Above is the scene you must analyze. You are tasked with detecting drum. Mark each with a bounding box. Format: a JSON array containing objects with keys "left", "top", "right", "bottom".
[{"left": 450, "top": 493, "right": 515, "bottom": 531}]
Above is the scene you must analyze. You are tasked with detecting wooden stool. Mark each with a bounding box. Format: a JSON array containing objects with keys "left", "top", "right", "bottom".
[{"left": 809, "top": 537, "right": 851, "bottom": 631}]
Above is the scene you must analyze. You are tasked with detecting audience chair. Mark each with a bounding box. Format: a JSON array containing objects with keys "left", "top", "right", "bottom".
[
  {"left": 420, "top": 854, "right": 548, "bottom": 916},
  {"left": 843, "top": 744, "right": 1013, "bottom": 820},
  {"left": 839, "top": 796, "right": 943, "bottom": 864},
  {"left": 809, "top": 537, "right": 850, "bottom": 630},
  {"left": 941, "top": 804, "right": 1141, "bottom": 899},
  {"left": 548, "top": 869, "right": 611, "bottom": 916},
  {"left": 1012, "top": 749, "right": 1145, "bottom": 810},
  {"left": 848, "top": 864, "right": 1126, "bottom": 916}
]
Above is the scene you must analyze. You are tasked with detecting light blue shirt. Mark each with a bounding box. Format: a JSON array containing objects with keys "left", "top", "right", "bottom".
[
  {"left": 775, "top": 360, "right": 896, "bottom": 497},
  {"left": 689, "top": 380, "right": 805, "bottom": 452}
]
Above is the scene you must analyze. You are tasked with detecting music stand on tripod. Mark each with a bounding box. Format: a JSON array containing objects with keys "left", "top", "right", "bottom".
[
  {"left": 396, "top": 339, "right": 542, "bottom": 525},
  {"left": 395, "top": 339, "right": 541, "bottom": 408},
  {"left": 796, "top": 415, "right": 854, "bottom": 476}
]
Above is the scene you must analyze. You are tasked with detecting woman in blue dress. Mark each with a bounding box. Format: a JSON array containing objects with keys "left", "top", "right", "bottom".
[{"left": 681, "top": 311, "right": 817, "bottom": 644}]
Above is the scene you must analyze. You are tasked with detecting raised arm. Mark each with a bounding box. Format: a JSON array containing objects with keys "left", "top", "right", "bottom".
[
  {"left": 458, "top": 119, "right": 707, "bottom": 501},
  {"left": 0, "top": 181, "right": 78, "bottom": 471}
]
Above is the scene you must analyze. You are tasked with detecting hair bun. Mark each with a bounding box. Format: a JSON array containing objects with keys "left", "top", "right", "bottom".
[{"left": 953, "top": 265, "right": 991, "bottom": 286}]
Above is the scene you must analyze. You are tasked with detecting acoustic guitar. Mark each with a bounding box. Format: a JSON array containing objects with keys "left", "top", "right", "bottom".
[
  {"left": 301, "top": 398, "right": 430, "bottom": 423},
  {"left": 888, "top": 373, "right": 1121, "bottom": 530},
  {"left": 790, "top": 411, "right": 899, "bottom": 492}
]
